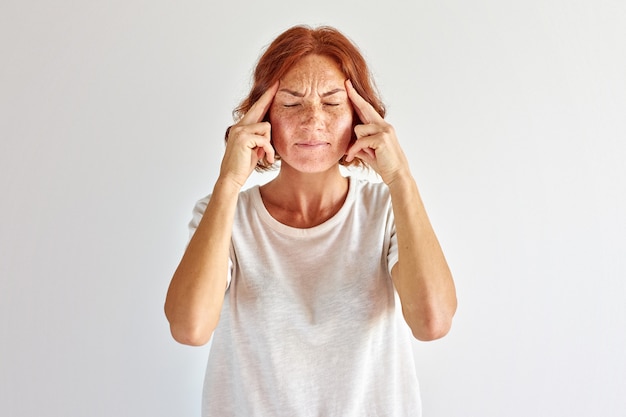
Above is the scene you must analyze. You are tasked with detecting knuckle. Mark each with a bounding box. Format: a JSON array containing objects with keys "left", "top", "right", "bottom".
[
  {"left": 381, "top": 123, "right": 394, "bottom": 134},
  {"left": 230, "top": 125, "right": 245, "bottom": 135}
]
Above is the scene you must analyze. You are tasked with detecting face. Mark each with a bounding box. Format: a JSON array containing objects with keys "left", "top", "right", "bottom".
[{"left": 269, "top": 54, "right": 353, "bottom": 173}]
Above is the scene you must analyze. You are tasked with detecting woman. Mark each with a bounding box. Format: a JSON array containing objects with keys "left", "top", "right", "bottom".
[{"left": 165, "top": 25, "right": 457, "bottom": 416}]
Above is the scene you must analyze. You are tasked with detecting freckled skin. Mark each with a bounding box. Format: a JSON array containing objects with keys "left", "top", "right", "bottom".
[{"left": 269, "top": 55, "right": 354, "bottom": 173}]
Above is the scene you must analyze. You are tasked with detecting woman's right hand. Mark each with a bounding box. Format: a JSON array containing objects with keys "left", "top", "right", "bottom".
[{"left": 219, "top": 82, "right": 279, "bottom": 188}]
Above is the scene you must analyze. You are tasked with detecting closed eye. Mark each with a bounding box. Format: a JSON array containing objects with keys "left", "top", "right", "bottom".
[
  {"left": 283, "top": 104, "right": 300, "bottom": 108},
  {"left": 324, "top": 103, "right": 340, "bottom": 107}
]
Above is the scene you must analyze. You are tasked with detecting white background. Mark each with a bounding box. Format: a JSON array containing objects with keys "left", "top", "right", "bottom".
[{"left": 1, "top": 1, "right": 625, "bottom": 416}]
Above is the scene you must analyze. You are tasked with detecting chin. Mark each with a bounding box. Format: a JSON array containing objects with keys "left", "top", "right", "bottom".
[{"left": 282, "top": 157, "right": 341, "bottom": 174}]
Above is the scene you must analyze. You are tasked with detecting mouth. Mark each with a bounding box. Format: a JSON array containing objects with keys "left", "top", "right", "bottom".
[{"left": 295, "top": 141, "right": 329, "bottom": 148}]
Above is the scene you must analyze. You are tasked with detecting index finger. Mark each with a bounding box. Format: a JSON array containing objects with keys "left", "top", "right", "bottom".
[
  {"left": 345, "top": 80, "right": 384, "bottom": 125},
  {"left": 240, "top": 81, "right": 279, "bottom": 125}
]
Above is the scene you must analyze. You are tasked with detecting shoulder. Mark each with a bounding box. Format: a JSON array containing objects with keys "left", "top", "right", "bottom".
[
  {"left": 188, "top": 185, "right": 260, "bottom": 233},
  {"left": 346, "top": 177, "right": 393, "bottom": 223},
  {"left": 351, "top": 177, "right": 391, "bottom": 204},
  {"left": 192, "top": 185, "right": 259, "bottom": 214}
]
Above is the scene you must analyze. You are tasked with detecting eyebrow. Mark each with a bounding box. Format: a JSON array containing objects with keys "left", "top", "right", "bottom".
[{"left": 278, "top": 88, "right": 345, "bottom": 98}]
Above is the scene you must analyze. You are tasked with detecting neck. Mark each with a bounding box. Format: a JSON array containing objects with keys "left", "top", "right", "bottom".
[{"left": 260, "top": 165, "right": 349, "bottom": 228}]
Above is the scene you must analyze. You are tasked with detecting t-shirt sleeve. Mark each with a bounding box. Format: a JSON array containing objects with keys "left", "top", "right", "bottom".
[
  {"left": 188, "top": 195, "right": 210, "bottom": 240},
  {"left": 187, "top": 195, "right": 233, "bottom": 289},
  {"left": 386, "top": 205, "right": 399, "bottom": 275}
]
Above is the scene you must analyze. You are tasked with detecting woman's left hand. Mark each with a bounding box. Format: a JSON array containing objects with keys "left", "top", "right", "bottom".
[{"left": 344, "top": 80, "right": 411, "bottom": 185}]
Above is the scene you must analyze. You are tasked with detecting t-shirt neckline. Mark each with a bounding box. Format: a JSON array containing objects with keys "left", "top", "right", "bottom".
[{"left": 250, "top": 176, "right": 356, "bottom": 238}]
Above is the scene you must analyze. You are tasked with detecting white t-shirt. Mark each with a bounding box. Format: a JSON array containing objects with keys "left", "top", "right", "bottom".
[{"left": 189, "top": 176, "right": 421, "bottom": 417}]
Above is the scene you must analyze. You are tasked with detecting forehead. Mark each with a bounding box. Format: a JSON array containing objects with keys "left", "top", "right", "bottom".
[{"left": 281, "top": 54, "right": 345, "bottom": 86}]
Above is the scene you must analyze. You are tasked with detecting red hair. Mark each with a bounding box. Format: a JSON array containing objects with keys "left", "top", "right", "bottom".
[{"left": 231, "top": 25, "right": 385, "bottom": 171}]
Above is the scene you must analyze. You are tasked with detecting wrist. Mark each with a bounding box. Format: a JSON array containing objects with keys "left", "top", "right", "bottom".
[
  {"left": 213, "top": 175, "right": 244, "bottom": 197},
  {"left": 386, "top": 170, "right": 415, "bottom": 192}
]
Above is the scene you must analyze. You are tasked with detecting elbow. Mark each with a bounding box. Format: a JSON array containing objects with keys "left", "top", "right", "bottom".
[
  {"left": 169, "top": 323, "right": 214, "bottom": 346},
  {"left": 164, "top": 305, "right": 217, "bottom": 347},
  {"left": 410, "top": 316, "right": 453, "bottom": 341},
  {"left": 404, "top": 300, "right": 457, "bottom": 342}
]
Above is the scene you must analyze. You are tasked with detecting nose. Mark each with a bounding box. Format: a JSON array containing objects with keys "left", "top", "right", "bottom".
[{"left": 300, "top": 103, "right": 325, "bottom": 131}]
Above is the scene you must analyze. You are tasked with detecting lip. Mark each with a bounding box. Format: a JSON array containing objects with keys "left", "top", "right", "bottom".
[{"left": 295, "top": 141, "right": 329, "bottom": 147}]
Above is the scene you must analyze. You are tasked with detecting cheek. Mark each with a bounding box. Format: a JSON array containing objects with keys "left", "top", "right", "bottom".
[
  {"left": 330, "top": 111, "right": 354, "bottom": 139},
  {"left": 269, "top": 109, "right": 290, "bottom": 137}
]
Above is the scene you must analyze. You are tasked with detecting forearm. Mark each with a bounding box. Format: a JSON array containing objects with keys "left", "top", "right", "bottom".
[
  {"left": 164, "top": 178, "right": 241, "bottom": 345},
  {"left": 388, "top": 174, "right": 457, "bottom": 341}
]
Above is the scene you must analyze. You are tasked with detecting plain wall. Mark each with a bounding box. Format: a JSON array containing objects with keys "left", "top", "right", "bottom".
[{"left": 1, "top": 1, "right": 625, "bottom": 416}]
